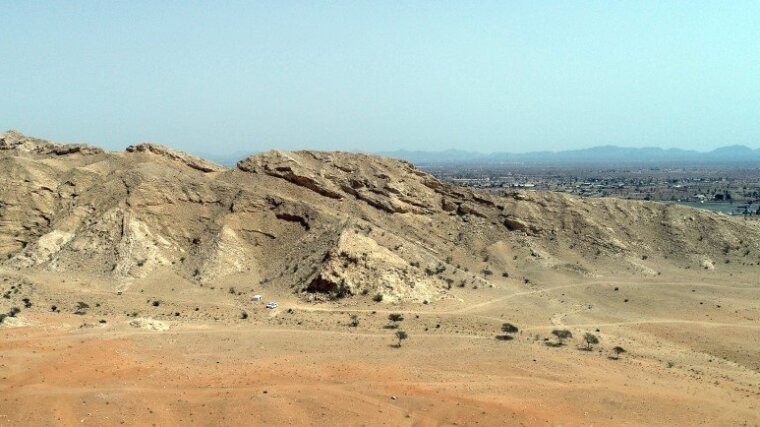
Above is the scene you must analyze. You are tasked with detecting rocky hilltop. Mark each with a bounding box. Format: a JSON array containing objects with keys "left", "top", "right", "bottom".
[{"left": 2, "top": 130, "right": 758, "bottom": 303}]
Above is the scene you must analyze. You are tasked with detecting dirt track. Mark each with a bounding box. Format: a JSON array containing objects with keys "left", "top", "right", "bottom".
[
  {"left": 1, "top": 133, "right": 760, "bottom": 425},
  {"left": 2, "top": 319, "right": 758, "bottom": 427},
  {"left": 2, "top": 274, "right": 759, "bottom": 426}
]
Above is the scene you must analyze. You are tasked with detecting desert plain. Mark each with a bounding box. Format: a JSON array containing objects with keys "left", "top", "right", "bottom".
[{"left": 0, "top": 130, "right": 758, "bottom": 426}]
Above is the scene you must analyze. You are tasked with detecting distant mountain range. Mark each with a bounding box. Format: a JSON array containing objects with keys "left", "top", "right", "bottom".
[
  {"left": 378, "top": 145, "right": 760, "bottom": 166},
  {"left": 196, "top": 145, "right": 760, "bottom": 168}
]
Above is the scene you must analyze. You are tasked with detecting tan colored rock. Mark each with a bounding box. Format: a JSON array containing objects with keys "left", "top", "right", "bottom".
[
  {"left": 1, "top": 129, "right": 104, "bottom": 157},
  {"left": 0, "top": 131, "right": 758, "bottom": 306},
  {"left": 128, "top": 318, "right": 170, "bottom": 331},
  {"left": 126, "top": 143, "right": 226, "bottom": 173}
]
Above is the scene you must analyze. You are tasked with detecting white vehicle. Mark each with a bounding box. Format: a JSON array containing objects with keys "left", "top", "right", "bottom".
[
  {"left": 265, "top": 302, "right": 278, "bottom": 309},
  {"left": 252, "top": 295, "right": 263, "bottom": 302}
]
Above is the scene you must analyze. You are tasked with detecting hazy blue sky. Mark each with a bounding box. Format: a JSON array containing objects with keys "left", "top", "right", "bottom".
[{"left": 2, "top": 1, "right": 759, "bottom": 154}]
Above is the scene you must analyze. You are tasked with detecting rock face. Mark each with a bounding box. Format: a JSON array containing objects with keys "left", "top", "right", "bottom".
[
  {"left": 128, "top": 317, "right": 170, "bottom": 331},
  {"left": 302, "top": 229, "right": 446, "bottom": 303},
  {"left": 2, "top": 130, "right": 760, "bottom": 303},
  {"left": 238, "top": 151, "right": 344, "bottom": 199},
  {"left": 126, "top": 143, "right": 226, "bottom": 173},
  {"left": 238, "top": 150, "right": 442, "bottom": 213},
  {"left": 0, "top": 130, "right": 103, "bottom": 157}
]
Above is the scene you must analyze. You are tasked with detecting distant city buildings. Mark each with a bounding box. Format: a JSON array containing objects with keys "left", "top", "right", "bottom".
[{"left": 425, "top": 164, "right": 760, "bottom": 216}]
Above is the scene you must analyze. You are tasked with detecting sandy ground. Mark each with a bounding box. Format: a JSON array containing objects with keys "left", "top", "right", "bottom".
[
  {"left": 3, "top": 131, "right": 760, "bottom": 426},
  {"left": 2, "top": 272, "right": 759, "bottom": 427}
]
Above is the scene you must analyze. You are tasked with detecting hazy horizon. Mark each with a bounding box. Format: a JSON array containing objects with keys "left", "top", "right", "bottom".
[{"left": 2, "top": 2, "right": 759, "bottom": 153}]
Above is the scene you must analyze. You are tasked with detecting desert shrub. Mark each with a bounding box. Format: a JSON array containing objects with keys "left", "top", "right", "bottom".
[
  {"left": 372, "top": 293, "right": 383, "bottom": 302},
  {"left": 425, "top": 264, "right": 446, "bottom": 275},
  {"left": 610, "top": 346, "right": 626, "bottom": 359},
  {"left": 387, "top": 313, "right": 403, "bottom": 328},
  {"left": 496, "top": 322, "right": 519, "bottom": 341},
  {"left": 349, "top": 314, "right": 359, "bottom": 327},
  {"left": 395, "top": 330, "right": 408, "bottom": 348},
  {"left": 501, "top": 323, "right": 519, "bottom": 334},
  {"left": 551, "top": 329, "right": 572, "bottom": 346},
  {"left": 332, "top": 284, "right": 351, "bottom": 299},
  {"left": 74, "top": 302, "right": 89, "bottom": 315},
  {"left": 583, "top": 332, "right": 599, "bottom": 350}
]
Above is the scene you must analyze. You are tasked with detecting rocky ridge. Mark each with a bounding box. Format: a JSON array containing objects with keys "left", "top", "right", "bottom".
[{"left": 2, "top": 130, "right": 759, "bottom": 303}]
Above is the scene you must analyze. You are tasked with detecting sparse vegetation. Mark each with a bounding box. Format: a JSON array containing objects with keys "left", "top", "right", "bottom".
[
  {"left": 583, "top": 332, "right": 599, "bottom": 351},
  {"left": 501, "top": 323, "right": 519, "bottom": 334},
  {"left": 497, "top": 322, "right": 519, "bottom": 341},
  {"left": 2, "top": 131, "right": 760, "bottom": 424},
  {"left": 551, "top": 329, "right": 572, "bottom": 346},
  {"left": 394, "top": 330, "right": 408, "bottom": 348},
  {"left": 74, "top": 302, "right": 89, "bottom": 315},
  {"left": 610, "top": 346, "right": 626, "bottom": 360},
  {"left": 425, "top": 264, "right": 446, "bottom": 275},
  {"left": 387, "top": 313, "right": 403, "bottom": 329}
]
